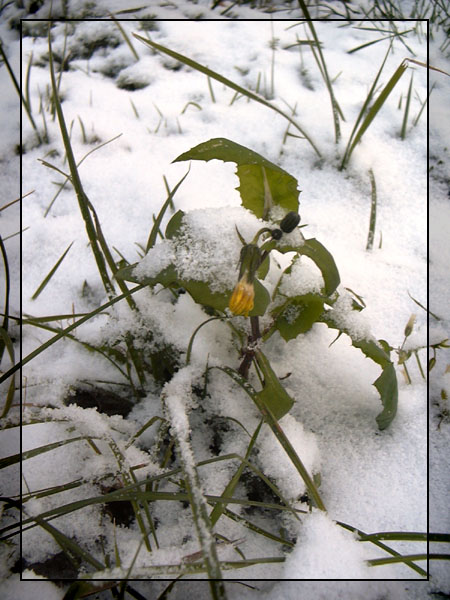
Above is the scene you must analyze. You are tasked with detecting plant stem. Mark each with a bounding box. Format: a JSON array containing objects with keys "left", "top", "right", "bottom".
[{"left": 238, "top": 316, "right": 261, "bottom": 379}]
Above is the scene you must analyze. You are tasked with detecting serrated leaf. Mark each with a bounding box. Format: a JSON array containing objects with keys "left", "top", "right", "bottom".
[
  {"left": 275, "top": 295, "right": 324, "bottom": 341},
  {"left": 173, "top": 138, "right": 299, "bottom": 219},
  {"left": 320, "top": 312, "right": 398, "bottom": 429},
  {"left": 255, "top": 350, "right": 294, "bottom": 420}
]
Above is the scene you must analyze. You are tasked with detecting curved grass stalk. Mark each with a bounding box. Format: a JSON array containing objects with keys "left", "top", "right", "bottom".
[
  {"left": 48, "top": 28, "right": 114, "bottom": 298},
  {"left": 132, "top": 33, "right": 321, "bottom": 159}
]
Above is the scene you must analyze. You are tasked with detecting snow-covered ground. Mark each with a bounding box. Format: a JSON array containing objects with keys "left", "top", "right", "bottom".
[{"left": 0, "top": 1, "right": 449, "bottom": 598}]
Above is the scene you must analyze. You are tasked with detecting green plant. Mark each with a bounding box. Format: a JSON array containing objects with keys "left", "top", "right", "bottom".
[{"left": 117, "top": 137, "right": 398, "bottom": 431}]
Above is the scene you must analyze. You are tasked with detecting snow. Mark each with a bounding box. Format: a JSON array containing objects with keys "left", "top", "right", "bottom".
[{"left": 0, "top": 1, "right": 448, "bottom": 598}]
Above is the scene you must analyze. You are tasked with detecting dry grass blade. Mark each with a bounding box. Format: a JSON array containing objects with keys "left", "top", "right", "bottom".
[
  {"left": 296, "top": 2, "right": 344, "bottom": 142},
  {"left": 109, "top": 15, "right": 139, "bottom": 61}
]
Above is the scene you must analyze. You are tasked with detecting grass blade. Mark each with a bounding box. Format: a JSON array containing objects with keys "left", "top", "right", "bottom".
[
  {"left": 366, "top": 168, "right": 377, "bottom": 250},
  {"left": 209, "top": 420, "right": 263, "bottom": 527},
  {"left": 110, "top": 15, "right": 139, "bottom": 61},
  {"left": 341, "top": 58, "right": 409, "bottom": 169},
  {"left": 48, "top": 27, "right": 115, "bottom": 297},
  {"left": 0, "top": 38, "right": 41, "bottom": 143},
  {"left": 15, "top": 314, "right": 130, "bottom": 382},
  {"left": 337, "top": 521, "right": 428, "bottom": 577},
  {"left": 0, "top": 282, "right": 147, "bottom": 385},
  {"left": 146, "top": 166, "right": 190, "bottom": 252},
  {"left": 1, "top": 435, "right": 101, "bottom": 470},
  {"left": 132, "top": 33, "right": 321, "bottom": 158},
  {"left": 108, "top": 438, "right": 154, "bottom": 552},
  {"left": 300, "top": 17, "right": 344, "bottom": 142},
  {"left": 31, "top": 241, "right": 74, "bottom": 300},
  {"left": 368, "top": 553, "right": 447, "bottom": 567},
  {"left": 400, "top": 70, "right": 414, "bottom": 139},
  {"left": 0, "top": 236, "right": 10, "bottom": 360},
  {"left": 0, "top": 326, "right": 15, "bottom": 418}
]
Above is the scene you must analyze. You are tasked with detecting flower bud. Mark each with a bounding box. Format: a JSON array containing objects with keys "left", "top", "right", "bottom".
[
  {"left": 238, "top": 244, "right": 262, "bottom": 283},
  {"left": 404, "top": 314, "right": 416, "bottom": 337},
  {"left": 280, "top": 211, "right": 301, "bottom": 233},
  {"left": 271, "top": 228, "right": 283, "bottom": 240}
]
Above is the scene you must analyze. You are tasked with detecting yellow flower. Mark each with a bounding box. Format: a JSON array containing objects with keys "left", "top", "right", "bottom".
[{"left": 229, "top": 275, "right": 255, "bottom": 316}]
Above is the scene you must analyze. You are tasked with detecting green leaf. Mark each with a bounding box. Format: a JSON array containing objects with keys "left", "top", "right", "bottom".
[
  {"left": 173, "top": 138, "right": 299, "bottom": 219},
  {"left": 165, "top": 209, "right": 185, "bottom": 239},
  {"left": 263, "top": 237, "right": 340, "bottom": 297},
  {"left": 374, "top": 362, "right": 398, "bottom": 430},
  {"left": 257, "top": 253, "right": 270, "bottom": 280},
  {"left": 349, "top": 336, "right": 392, "bottom": 368},
  {"left": 297, "top": 239, "right": 340, "bottom": 296},
  {"left": 116, "top": 261, "right": 270, "bottom": 317},
  {"left": 320, "top": 312, "right": 398, "bottom": 429},
  {"left": 255, "top": 350, "right": 294, "bottom": 420},
  {"left": 275, "top": 295, "right": 325, "bottom": 341},
  {"left": 115, "top": 263, "right": 177, "bottom": 287}
]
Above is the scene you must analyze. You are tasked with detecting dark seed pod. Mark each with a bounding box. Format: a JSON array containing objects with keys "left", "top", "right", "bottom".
[
  {"left": 271, "top": 228, "right": 283, "bottom": 240},
  {"left": 280, "top": 211, "right": 301, "bottom": 233}
]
